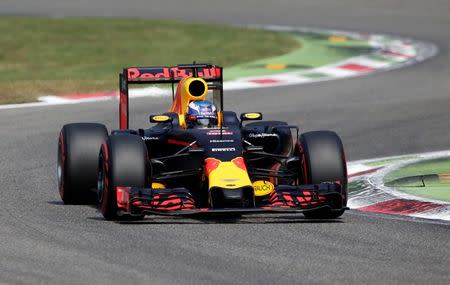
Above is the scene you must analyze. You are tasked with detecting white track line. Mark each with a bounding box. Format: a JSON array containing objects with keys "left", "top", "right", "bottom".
[{"left": 348, "top": 150, "right": 450, "bottom": 221}]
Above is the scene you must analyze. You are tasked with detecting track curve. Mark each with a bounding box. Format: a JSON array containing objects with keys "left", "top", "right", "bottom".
[{"left": 1, "top": 1, "right": 450, "bottom": 284}]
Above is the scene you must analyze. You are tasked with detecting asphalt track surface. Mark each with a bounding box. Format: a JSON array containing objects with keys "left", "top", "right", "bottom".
[{"left": 1, "top": 1, "right": 450, "bottom": 284}]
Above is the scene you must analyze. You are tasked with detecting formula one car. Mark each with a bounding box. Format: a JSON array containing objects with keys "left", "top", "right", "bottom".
[{"left": 57, "top": 63, "right": 348, "bottom": 220}]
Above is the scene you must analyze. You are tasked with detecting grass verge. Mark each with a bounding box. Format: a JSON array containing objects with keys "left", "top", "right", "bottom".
[
  {"left": 225, "top": 32, "right": 373, "bottom": 79},
  {"left": 0, "top": 17, "right": 299, "bottom": 104},
  {"left": 384, "top": 157, "right": 450, "bottom": 202}
]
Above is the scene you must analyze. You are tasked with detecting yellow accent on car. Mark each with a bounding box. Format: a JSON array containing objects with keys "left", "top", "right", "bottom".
[
  {"left": 168, "top": 77, "right": 209, "bottom": 128},
  {"left": 252, "top": 180, "right": 275, "bottom": 196},
  {"left": 243, "top": 112, "right": 261, "bottom": 120},
  {"left": 151, "top": 115, "right": 171, "bottom": 122},
  {"left": 178, "top": 114, "right": 186, "bottom": 128},
  {"left": 152, "top": 182, "right": 166, "bottom": 189},
  {"left": 180, "top": 77, "right": 208, "bottom": 113},
  {"left": 208, "top": 161, "right": 252, "bottom": 189},
  {"left": 217, "top": 111, "right": 223, "bottom": 127}
]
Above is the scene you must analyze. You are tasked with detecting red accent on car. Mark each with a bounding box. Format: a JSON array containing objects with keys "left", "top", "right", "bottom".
[
  {"left": 167, "top": 139, "right": 197, "bottom": 147},
  {"left": 231, "top": 157, "right": 247, "bottom": 171},
  {"left": 187, "top": 115, "right": 197, "bottom": 121},
  {"left": 119, "top": 90, "right": 128, "bottom": 129},
  {"left": 127, "top": 67, "right": 221, "bottom": 82},
  {"left": 132, "top": 192, "right": 196, "bottom": 211},
  {"left": 116, "top": 186, "right": 130, "bottom": 208},
  {"left": 205, "top": 158, "right": 221, "bottom": 176}
]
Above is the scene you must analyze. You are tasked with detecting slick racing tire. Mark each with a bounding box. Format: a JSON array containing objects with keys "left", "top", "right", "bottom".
[
  {"left": 58, "top": 123, "right": 108, "bottom": 204},
  {"left": 298, "top": 131, "right": 347, "bottom": 219},
  {"left": 98, "top": 134, "right": 148, "bottom": 220}
]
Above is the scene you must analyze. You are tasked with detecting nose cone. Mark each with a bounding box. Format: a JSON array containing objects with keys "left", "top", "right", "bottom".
[
  {"left": 210, "top": 186, "right": 255, "bottom": 208},
  {"left": 205, "top": 158, "right": 252, "bottom": 189},
  {"left": 205, "top": 157, "right": 254, "bottom": 208}
]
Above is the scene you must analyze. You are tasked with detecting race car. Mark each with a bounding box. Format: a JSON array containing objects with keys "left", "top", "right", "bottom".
[{"left": 57, "top": 63, "right": 348, "bottom": 220}]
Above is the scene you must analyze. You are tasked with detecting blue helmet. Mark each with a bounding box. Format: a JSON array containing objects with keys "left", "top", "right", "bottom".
[{"left": 186, "top": 100, "right": 218, "bottom": 127}]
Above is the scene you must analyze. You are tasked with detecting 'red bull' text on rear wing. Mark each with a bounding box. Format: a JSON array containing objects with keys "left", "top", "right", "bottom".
[{"left": 119, "top": 63, "right": 223, "bottom": 129}]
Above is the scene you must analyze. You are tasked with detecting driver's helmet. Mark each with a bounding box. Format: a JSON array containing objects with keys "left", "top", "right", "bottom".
[{"left": 186, "top": 100, "right": 218, "bottom": 128}]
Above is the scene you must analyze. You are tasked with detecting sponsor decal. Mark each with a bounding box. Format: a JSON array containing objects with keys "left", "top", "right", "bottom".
[
  {"left": 207, "top": 130, "right": 233, "bottom": 136},
  {"left": 209, "top": 139, "right": 235, "bottom": 143},
  {"left": 142, "top": 136, "right": 159, "bottom": 141},
  {"left": 242, "top": 112, "right": 262, "bottom": 120},
  {"left": 150, "top": 115, "right": 171, "bottom": 122},
  {"left": 127, "top": 67, "right": 220, "bottom": 81},
  {"left": 212, "top": 147, "right": 236, "bottom": 152},
  {"left": 252, "top": 180, "right": 275, "bottom": 196},
  {"left": 248, "top": 133, "right": 277, "bottom": 138}
]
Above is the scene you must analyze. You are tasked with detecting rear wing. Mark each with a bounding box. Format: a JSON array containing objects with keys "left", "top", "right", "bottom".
[{"left": 119, "top": 63, "right": 223, "bottom": 129}]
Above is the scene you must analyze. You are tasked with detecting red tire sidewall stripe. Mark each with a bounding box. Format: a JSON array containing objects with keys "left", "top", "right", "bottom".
[
  {"left": 296, "top": 141, "right": 309, "bottom": 184},
  {"left": 59, "top": 131, "right": 66, "bottom": 199},
  {"left": 101, "top": 142, "right": 110, "bottom": 215},
  {"left": 341, "top": 143, "right": 349, "bottom": 203}
]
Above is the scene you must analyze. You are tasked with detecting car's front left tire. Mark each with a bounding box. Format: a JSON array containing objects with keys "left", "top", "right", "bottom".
[
  {"left": 298, "top": 130, "right": 348, "bottom": 219},
  {"left": 98, "top": 134, "right": 149, "bottom": 220}
]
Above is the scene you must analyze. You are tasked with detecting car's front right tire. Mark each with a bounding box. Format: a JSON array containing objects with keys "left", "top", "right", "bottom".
[{"left": 58, "top": 123, "right": 108, "bottom": 204}]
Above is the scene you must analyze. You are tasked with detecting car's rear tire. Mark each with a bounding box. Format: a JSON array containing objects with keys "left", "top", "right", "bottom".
[
  {"left": 58, "top": 123, "right": 108, "bottom": 204},
  {"left": 98, "top": 134, "right": 149, "bottom": 220},
  {"left": 298, "top": 131, "right": 347, "bottom": 219}
]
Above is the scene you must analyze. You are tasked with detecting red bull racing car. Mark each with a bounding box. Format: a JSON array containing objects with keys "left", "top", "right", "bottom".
[{"left": 57, "top": 63, "right": 348, "bottom": 220}]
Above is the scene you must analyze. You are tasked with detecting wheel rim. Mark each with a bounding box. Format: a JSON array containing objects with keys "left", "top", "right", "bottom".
[{"left": 57, "top": 139, "right": 63, "bottom": 194}]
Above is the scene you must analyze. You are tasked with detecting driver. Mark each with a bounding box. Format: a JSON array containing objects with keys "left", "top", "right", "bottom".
[{"left": 186, "top": 100, "right": 218, "bottom": 128}]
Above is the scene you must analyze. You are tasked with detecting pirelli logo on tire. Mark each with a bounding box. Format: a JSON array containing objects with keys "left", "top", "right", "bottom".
[{"left": 252, "top": 180, "right": 275, "bottom": 196}]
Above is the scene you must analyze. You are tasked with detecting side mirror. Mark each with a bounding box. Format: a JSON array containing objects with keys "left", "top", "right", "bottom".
[
  {"left": 285, "top": 157, "right": 300, "bottom": 171},
  {"left": 150, "top": 115, "right": 173, "bottom": 124},
  {"left": 240, "top": 112, "right": 262, "bottom": 121}
]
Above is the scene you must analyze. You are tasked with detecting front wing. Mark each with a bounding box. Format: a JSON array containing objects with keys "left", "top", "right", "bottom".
[{"left": 115, "top": 183, "right": 346, "bottom": 216}]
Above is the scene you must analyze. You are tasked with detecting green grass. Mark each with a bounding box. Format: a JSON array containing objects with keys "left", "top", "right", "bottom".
[
  {"left": 384, "top": 157, "right": 450, "bottom": 202},
  {"left": 225, "top": 33, "right": 373, "bottom": 79},
  {"left": 384, "top": 158, "right": 450, "bottom": 181},
  {"left": 0, "top": 17, "right": 299, "bottom": 104}
]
